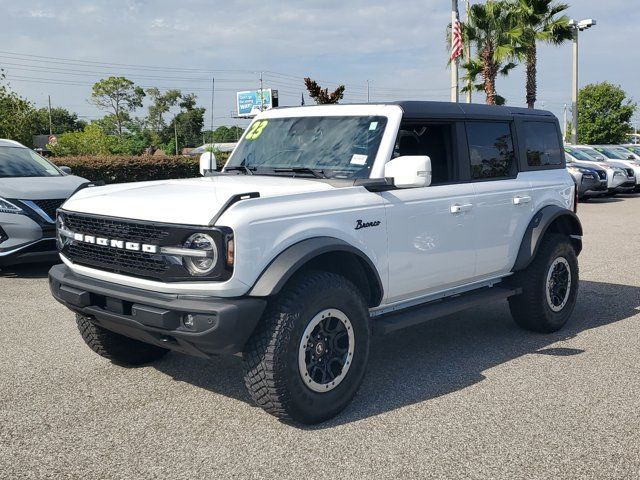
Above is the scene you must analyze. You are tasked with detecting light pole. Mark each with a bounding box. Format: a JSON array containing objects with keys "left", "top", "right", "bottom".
[{"left": 568, "top": 18, "right": 596, "bottom": 145}]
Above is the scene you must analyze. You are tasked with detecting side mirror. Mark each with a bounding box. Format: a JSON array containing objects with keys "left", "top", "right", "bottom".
[
  {"left": 199, "top": 152, "right": 217, "bottom": 176},
  {"left": 384, "top": 155, "right": 431, "bottom": 188},
  {"left": 59, "top": 166, "right": 72, "bottom": 174}
]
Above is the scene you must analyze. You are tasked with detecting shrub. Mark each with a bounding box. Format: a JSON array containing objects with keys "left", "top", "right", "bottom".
[{"left": 51, "top": 152, "right": 230, "bottom": 184}]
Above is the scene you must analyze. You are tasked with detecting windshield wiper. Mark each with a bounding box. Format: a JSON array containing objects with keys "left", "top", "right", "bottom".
[
  {"left": 224, "top": 165, "right": 255, "bottom": 175},
  {"left": 273, "top": 167, "right": 326, "bottom": 178}
]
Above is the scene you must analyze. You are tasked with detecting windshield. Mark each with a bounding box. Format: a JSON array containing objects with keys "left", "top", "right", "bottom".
[
  {"left": 565, "top": 148, "right": 598, "bottom": 162},
  {"left": 595, "top": 147, "right": 628, "bottom": 160},
  {"left": 0, "top": 146, "right": 62, "bottom": 178},
  {"left": 612, "top": 147, "right": 637, "bottom": 159},
  {"left": 226, "top": 116, "right": 388, "bottom": 178},
  {"left": 626, "top": 146, "right": 640, "bottom": 155},
  {"left": 575, "top": 147, "right": 606, "bottom": 161}
]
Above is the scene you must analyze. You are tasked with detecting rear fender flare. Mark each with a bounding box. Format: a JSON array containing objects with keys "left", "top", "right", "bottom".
[{"left": 512, "top": 206, "right": 582, "bottom": 272}]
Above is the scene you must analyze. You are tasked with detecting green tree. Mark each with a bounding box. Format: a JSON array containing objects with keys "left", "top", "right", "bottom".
[
  {"left": 146, "top": 87, "right": 181, "bottom": 143},
  {"left": 514, "top": 0, "right": 572, "bottom": 108},
  {"left": 91, "top": 76, "right": 145, "bottom": 137},
  {"left": 0, "top": 70, "right": 37, "bottom": 145},
  {"left": 463, "top": 1, "right": 523, "bottom": 105},
  {"left": 303, "top": 77, "right": 345, "bottom": 104},
  {"left": 167, "top": 94, "right": 205, "bottom": 150},
  {"left": 32, "top": 107, "right": 86, "bottom": 135},
  {"left": 204, "top": 126, "right": 244, "bottom": 143},
  {"left": 578, "top": 82, "right": 637, "bottom": 144},
  {"left": 460, "top": 56, "right": 517, "bottom": 106},
  {"left": 48, "top": 123, "right": 116, "bottom": 156}
]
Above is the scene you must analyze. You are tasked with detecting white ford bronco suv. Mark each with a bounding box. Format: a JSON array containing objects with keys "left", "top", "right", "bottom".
[{"left": 50, "top": 102, "right": 582, "bottom": 424}]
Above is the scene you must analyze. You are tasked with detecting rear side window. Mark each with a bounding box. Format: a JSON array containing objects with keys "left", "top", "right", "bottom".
[
  {"left": 523, "top": 122, "right": 562, "bottom": 167},
  {"left": 466, "top": 122, "right": 516, "bottom": 180}
]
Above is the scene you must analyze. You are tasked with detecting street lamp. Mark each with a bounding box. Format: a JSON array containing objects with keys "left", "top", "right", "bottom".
[{"left": 568, "top": 18, "right": 596, "bottom": 145}]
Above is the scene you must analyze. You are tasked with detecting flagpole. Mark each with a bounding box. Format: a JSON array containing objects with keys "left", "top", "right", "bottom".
[{"left": 451, "top": 0, "right": 459, "bottom": 103}]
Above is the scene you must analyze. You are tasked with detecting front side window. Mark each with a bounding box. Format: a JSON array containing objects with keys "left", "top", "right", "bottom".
[
  {"left": 393, "top": 123, "right": 455, "bottom": 185},
  {"left": 0, "top": 147, "right": 62, "bottom": 178},
  {"left": 523, "top": 122, "right": 563, "bottom": 167},
  {"left": 467, "top": 122, "right": 516, "bottom": 180},
  {"left": 226, "top": 116, "right": 388, "bottom": 179}
]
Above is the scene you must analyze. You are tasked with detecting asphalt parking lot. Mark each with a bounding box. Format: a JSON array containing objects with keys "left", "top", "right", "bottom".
[{"left": 1, "top": 196, "right": 640, "bottom": 479}]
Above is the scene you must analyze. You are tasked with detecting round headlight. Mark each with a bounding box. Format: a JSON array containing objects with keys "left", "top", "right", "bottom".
[{"left": 183, "top": 233, "right": 217, "bottom": 276}]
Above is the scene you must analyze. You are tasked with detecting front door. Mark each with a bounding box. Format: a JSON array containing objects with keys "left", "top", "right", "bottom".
[{"left": 382, "top": 121, "right": 476, "bottom": 305}]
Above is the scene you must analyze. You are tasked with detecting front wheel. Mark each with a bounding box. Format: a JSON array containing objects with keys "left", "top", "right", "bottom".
[
  {"left": 509, "top": 233, "right": 579, "bottom": 333},
  {"left": 242, "top": 271, "right": 370, "bottom": 424}
]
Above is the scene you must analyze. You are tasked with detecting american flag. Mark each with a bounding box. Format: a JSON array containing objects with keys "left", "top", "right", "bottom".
[{"left": 450, "top": 17, "right": 463, "bottom": 61}]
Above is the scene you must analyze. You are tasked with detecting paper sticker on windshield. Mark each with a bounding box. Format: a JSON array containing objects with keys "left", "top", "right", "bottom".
[
  {"left": 369, "top": 121, "right": 378, "bottom": 131},
  {"left": 350, "top": 154, "right": 368, "bottom": 165},
  {"left": 245, "top": 120, "right": 269, "bottom": 140}
]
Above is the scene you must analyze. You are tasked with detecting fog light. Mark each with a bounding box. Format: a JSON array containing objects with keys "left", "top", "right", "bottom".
[{"left": 183, "top": 314, "right": 195, "bottom": 329}]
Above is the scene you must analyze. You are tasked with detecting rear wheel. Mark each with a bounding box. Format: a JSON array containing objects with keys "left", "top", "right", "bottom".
[
  {"left": 509, "top": 234, "right": 579, "bottom": 333},
  {"left": 76, "top": 314, "right": 169, "bottom": 365},
  {"left": 242, "top": 271, "right": 370, "bottom": 424}
]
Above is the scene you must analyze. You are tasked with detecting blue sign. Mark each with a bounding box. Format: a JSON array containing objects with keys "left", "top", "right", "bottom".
[{"left": 236, "top": 89, "right": 275, "bottom": 117}]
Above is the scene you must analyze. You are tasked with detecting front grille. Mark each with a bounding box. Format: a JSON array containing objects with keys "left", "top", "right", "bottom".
[
  {"left": 64, "top": 213, "right": 170, "bottom": 243},
  {"left": 597, "top": 171, "right": 606, "bottom": 180},
  {"left": 626, "top": 168, "right": 634, "bottom": 177},
  {"left": 59, "top": 211, "right": 233, "bottom": 282},
  {"left": 66, "top": 242, "right": 168, "bottom": 277},
  {"left": 33, "top": 199, "right": 65, "bottom": 220}
]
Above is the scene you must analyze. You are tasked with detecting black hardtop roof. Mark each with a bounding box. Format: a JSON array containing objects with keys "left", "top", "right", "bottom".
[
  {"left": 274, "top": 101, "right": 555, "bottom": 120},
  {"left": 391, "top": 100, "right": 555, "bottom": 119}
]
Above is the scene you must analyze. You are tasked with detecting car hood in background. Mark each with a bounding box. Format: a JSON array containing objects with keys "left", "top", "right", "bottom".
[
  {"left": 0, "top": 175, "right": 88, "bottom": 200},
  {"left": 62, "top": 175, "right": 336, "bottom": 225}
]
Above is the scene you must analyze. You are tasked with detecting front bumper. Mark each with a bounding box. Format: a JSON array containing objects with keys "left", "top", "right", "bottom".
[
  {"left": 578, "top": 175, "right": 607, "bottom": 197},
  {"left": 0, "top": 211, "right": 57, "bottom": 266},
  {"left": 49, "top": 264, "right": 267, "bottom": 356}
]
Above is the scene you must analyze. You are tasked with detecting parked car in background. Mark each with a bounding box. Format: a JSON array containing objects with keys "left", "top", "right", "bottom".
[
  {"left": 614, "top": 145, "right": 640, "bottom": 162},
  {"left": 591, "top": 146, "right": 640, "bottom": 191},
  {"left": 564, "top": 156, "right": 606, "bottom": 199},
  {"left": 0, "top": 139, "right": 88, "bottom": 266},
  {"left": 565, "top": 147, "right": 634, "bottom": 195},
  {"left": 622, "top": 145, "right": 640, "bottom": 158},
  {"left": 571, "top": 145, "right": 639, "bottom": 192}
]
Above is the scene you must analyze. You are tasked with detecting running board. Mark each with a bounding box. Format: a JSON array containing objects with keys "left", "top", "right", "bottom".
[{"left": 372, "top": 286, "right": 521, "bottom": 336}]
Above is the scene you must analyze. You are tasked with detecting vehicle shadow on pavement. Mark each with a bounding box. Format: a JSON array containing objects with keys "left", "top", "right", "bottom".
[
  {"left": 0, "top": 262, "right": 58, "bottom": 279},
  {"left": 153, "top": 279, "right": 640, "bottom": 428}
]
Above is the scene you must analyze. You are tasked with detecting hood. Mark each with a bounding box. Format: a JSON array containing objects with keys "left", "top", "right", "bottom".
[
  {"left": 0, "top": 175, "right": 88, "bottom": 200},
  {"left": 62, "top": 175, "right": 336, "bottom": 225}
]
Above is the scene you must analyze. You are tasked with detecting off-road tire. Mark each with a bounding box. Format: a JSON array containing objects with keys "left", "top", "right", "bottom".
[
  {"left": 76, "top": 314, "right": 169, "bottom": 365},
  {"left": 509, "top": 233, "right": 579, "bottom": 333},
  {"left": 242, "top": 271, "right": 370, "bottom": 424}
]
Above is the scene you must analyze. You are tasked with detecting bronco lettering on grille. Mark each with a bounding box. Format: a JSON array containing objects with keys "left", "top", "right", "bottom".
[{"left": 72, "top": 232, "right": 157, "bottom": 253}]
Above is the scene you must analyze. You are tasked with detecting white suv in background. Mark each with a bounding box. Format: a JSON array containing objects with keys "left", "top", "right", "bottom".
[{"left": 49, "top": 102, "right": 581, "bottom": 424}]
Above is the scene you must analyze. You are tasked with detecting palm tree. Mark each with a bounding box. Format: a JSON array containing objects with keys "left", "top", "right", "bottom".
[
  {"left": 514, "top": 0, "right": 573, "bottom": 108},
  {"left": 461, "top": 56, "right": 517, "bottom": 106},
  {"left": 464, "top": 1, "right": 523, "bottom": 105}
]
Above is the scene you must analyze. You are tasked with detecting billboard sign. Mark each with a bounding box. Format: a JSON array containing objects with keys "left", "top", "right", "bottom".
[{"left": 236, "top": 89, "right": 278, "bottom": 117}]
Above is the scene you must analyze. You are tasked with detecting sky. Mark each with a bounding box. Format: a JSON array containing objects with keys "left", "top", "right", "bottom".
[{"left": 1, "top": 0, "right": 638, "bottom": 135}]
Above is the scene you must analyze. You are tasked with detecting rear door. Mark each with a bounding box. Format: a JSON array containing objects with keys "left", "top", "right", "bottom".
[{"left": 465, "top": 120, "right": 533, "bottom": 278}]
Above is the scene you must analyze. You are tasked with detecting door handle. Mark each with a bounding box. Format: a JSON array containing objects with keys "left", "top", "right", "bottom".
[
  {"left": 450, "top": 203, "right": 473, "bottom": 214},
  {"left": 513, "top": 195, "right": 531, "bottom": 205}
]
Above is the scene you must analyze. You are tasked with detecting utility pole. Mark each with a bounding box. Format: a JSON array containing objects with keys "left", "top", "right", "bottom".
[
  {"left": 465, "top": 0, "right": 471, "bottom": 103},
  {"left": 569, "top": 18, "right": 596, "bottom": 145},
  {"left": 48, "top": 95, "right": 53, "bottom": 135},
  {"left": 259, "top": 72, "right": 265, "bottom": 111},
  {"left": 210, "top": 77, "right": 215, "bottom": 145},
  {"left": 366, "top": 80, "right": 370, "bottom": 103},
  {"left": 563, "top": 103, "right": 568, "bottom": 140},
  {"left": 450, "top": 0, "right": 459, "bottom": 103},
  {"left": 174, "top": 117, "right": 178, "bottom": 156},
  {"left": 571, "top": 26, "right": 579, "bottom": 145}
]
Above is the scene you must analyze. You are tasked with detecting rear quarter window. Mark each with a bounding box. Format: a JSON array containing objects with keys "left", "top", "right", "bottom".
[{"left": 523, "top": 122, "right": 563, "bottom": 167}]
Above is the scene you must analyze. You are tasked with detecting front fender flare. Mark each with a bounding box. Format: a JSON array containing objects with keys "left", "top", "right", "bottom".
[
  {"left": 512, "top": 206, "right": 582, "bottom": 272},
  {"left": 247, "top": 237, "right": 383, "bottom": 303}
]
